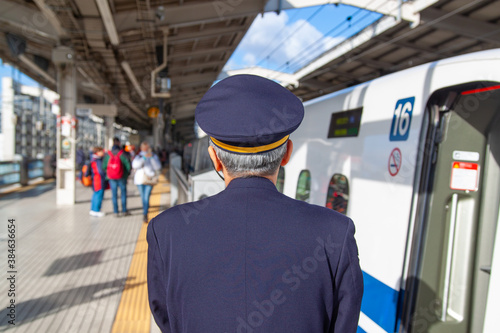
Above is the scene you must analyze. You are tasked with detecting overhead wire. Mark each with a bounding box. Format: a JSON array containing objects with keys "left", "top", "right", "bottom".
[
  {"left": 249, "top": 8, "right": 302, "bottom": 67},
  {"left": 289, "top": 7, "right": 389, "bottom": 71},
  {"left": 271, "top": 0, "right": 435, "bottom": 81},
  {"left": 270, "top": 0, "right": 383, "bottom": 78},
  {"left": 279, "top": 9, "right": 368, "bottom": 73},
  {"left": 293, "top": 0, "right": 489, "bottom": 98},
  {"left": 253, "top": 5, "right": 327, "bottom": 68},
  {"left": 345, "top": 0, "right": 489, "bottom": 64}
]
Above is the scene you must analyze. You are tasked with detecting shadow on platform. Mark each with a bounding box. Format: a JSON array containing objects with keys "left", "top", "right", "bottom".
[
  {"left": 43, "top": 251, "right": 104, "bottom": 277},
  {"left": 0, "top": 182, "right": 55, "bottom": 201},
  {"left": 0, "top": 278, "right": 145, "bottom": 329}
]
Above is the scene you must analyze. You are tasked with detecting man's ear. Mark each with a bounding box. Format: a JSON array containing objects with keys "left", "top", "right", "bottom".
[
  {"left": 208, "top": 146, "right": 223, "bottom": 171},
  {"left": 280, "top": 140, "right": 293, "bottom": 166}
]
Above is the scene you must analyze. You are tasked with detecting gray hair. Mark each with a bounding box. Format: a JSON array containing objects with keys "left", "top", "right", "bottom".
[{"left": 209, "top": 139, "right": 288, "bottom": 178}]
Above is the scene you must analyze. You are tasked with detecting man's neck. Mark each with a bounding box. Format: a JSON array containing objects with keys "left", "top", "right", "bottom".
[{"left": 223, "top": 170, "right": 278, "bottom": 187}]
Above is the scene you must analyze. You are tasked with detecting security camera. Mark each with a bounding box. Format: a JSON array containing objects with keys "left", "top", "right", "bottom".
[{"left": 156, "top": 6, "right": 165, "bottom": 21}]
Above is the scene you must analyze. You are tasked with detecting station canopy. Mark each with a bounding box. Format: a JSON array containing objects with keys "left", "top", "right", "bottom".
[{"left": 0, "top": 0, "right": 499, "bottom": 140}]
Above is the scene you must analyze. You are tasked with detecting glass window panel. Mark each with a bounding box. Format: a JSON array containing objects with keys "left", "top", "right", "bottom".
[
  {"left": 296, "top": 170, "right": 311, "bottom": 202},
  {"left": 276, "top": 167, "right": 285, "bottom": 193},
  {"left": 325, "top": 174, "right": 349, "bottom": 215}
]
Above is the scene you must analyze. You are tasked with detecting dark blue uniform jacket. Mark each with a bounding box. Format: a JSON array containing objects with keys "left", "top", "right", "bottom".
[{"left": 147, "top": 177, "right": 363, "bottom": 333}]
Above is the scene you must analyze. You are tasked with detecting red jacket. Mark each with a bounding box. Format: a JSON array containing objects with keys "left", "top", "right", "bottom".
[{"left": 90, "top": 155, "right": 107, "bottom": 191}]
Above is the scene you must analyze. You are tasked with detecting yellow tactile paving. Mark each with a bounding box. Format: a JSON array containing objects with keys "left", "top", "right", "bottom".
[
  {"left": 148, "top": 173, "right": 170, "bottom": 222},
  {"left": 111, "top": 171, "right": 170, "bottom": 333}
]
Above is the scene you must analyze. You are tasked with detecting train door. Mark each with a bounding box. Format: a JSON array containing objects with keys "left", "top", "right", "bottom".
[{"left": 405, "top": 83, "right": 500, "bottom": 333}]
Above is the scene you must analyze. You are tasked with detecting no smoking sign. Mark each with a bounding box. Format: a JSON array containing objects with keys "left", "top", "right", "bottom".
[{"left": 388, "top": 148, "right": 402, "bottom": 176}]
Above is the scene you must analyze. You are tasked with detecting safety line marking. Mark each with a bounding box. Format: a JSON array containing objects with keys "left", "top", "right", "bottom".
[{"left": 111, "top": 170, "right": 169, "bottom": 333}]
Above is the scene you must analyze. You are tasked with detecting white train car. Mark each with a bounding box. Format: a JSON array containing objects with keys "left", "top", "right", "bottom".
[
  {"left": 169, "top": 136, "right": 225, "bottom": 206},
  {"left": 283, "top": 49, "right": 500, "bottom": 333}
]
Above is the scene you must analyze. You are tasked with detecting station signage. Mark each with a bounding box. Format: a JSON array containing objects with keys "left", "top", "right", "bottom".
[{"left": 76, "top": 108, "right": 92, "bottom": 117}]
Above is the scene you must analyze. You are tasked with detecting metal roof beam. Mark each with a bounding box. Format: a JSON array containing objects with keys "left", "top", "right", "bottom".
[
  {"left": 0, "top": 50, "right": 56, "bottom": 90},
  {"left": 32, "top": 0, "right": 67, "bottom": 38},
  {"left": 169, "top": 27, "right": 245, "bottom": 44},
  {"left": 120, "top": 97, "right": 150, "bottom": 122},
  {"left": 354, "top": 57, "right": 393, "bottom": 70},
  {"left": 169, "top": 86, "right": 211, "bottom": 96},
  {"left": 168, "top": 46, "right": 234, "bottom": 60},
  {"left": 169, "top": 60, "right": 223, "bottom": 74},
  {"left": 94, "top": 0, "right": 120, "bottom": 45},
  {"left": 300, "top": 78, "right": 333, "bottom": 90},
  {"left": 294, "top": 15, "right": 399, "bottom": 81},
  {"left": 119, "top": 27, "right": 244, "bottom": 50},
  {"left": 114, "top": 1, "right": 262, "bottom": 31},
  {"left": 264, "top": 0, "right": 435, "bottom": 23},
  {"left": 373, "top": 35, "right": 450, "bottom": 58},
  {"left": 421, "top": 7, "right": 500, "bottom": 45},
  {"left": 0, "top": 1, "right": 60, "bottom": 41},
  {"left": 171, "top": 73, "right": 216, "bottom": 85}
]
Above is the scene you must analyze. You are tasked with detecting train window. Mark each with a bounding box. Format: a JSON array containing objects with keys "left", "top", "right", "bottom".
[
  {"left": 182, "top": 142, "right": 194, "bottom": 174},
  {"left": 325, "top": 174, "right": 349, "bottom": 215},
  {"left": 295, "top": 170, "right": 311, "bottom": 202},
  {"left": 327, "top": 108, "right": 363, "bottom": 138},
  {"left": 190, "top": 140, "right": 200, "bottom": 172},
  {"left": 276, "top": 167, "right": 285, "bottom": 193},
  {"left": 194, "top": 136, "right": 212, "bottom": 173}
]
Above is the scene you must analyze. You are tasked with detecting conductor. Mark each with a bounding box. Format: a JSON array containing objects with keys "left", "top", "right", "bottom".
[{"left": 147, "top": 74, "right": 363, "bottom": 332}]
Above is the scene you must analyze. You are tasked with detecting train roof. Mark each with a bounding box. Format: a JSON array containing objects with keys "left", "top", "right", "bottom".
[{"left": 303, "top": 48, "right": 500, "bottom": 108}]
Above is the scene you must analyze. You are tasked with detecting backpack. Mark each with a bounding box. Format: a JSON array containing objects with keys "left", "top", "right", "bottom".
[
  {"left": 107, "top": 150, "right": 124, "bottom": 179},
  {"left": 81, "top": 163, "right": 92, "bottom": 187}
]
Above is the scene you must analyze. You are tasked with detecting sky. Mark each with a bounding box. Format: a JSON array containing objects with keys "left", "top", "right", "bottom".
[
  {"left": 0, "top": 59, "right": 41, "bottom": 94},
  {"left": 223, "top": 4, "right": 382, "bottom": 74}
]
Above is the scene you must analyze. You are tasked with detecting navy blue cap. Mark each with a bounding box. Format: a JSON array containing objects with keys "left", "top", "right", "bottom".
[{"left": 195, "top": 74, "right": 304, "bottom": 154}]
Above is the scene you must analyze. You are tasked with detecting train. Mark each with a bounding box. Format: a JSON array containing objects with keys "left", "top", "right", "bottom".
[{"left": 169, "top": 48, "right": 500, "bottom": 332}]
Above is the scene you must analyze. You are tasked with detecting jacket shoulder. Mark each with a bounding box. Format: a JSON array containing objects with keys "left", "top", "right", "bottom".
[
  {"left": 120, "top": 154, "right": 131, "bottom": 164},
  {"left": 150, "top": 196, "right": 214, "bottom": 231},
  {"left": 280, "top": 194, "right": 352, "bottom": 229}
]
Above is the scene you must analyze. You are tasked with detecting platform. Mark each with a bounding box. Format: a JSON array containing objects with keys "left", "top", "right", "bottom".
[{"left": 0, "top": 173, "right": 170, "bottom": 333}]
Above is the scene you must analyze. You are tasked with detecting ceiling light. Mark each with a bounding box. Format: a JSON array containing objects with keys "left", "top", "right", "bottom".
[{"left": 95, "top": 0, "right": 120, "bottom": 46}]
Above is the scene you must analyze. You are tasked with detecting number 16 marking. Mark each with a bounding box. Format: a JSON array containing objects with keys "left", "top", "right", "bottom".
[{"left": 390, "top": 97, "right": 415, "bottom": 141}]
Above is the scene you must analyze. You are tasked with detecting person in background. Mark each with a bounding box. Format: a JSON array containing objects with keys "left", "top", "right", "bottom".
[
  {"left": 89, "top": 146, "right": 107, "bottom": 217},
  {"left": 159, "top": 148, "right": 168, "bottom": 167},
  {"left": 130, "top": 145, "right": 136, "bottom": 159},
  {"left": 124, "top": 143, "right": 136, "bottom": 161},
  {"left": 50, "top": 151, "right": 57, "bottom": 178},
  {"left": 132, "top": 141, "right": 162, "bottom": 223},
  {"left": 44, "top": 152, "right": 56, "bottom": 179},
  {"left": 103, "top": 137, "right": 131, "bottom": 217}
]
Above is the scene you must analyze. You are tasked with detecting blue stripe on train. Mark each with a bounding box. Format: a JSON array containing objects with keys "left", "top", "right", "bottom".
[
  {"left": 360, "top": 271, "right": 400, "bottom": 332},
  {"left": 357, "top": 326, "right": 367, "bottom": 333}
]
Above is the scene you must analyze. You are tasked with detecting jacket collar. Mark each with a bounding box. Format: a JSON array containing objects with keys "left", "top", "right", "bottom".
[
  {"left": 226, "top": 176, "right": 278, "bottom": 192},
  {"left": 111, "top": 145, "right": 122, "bottom": 154}
]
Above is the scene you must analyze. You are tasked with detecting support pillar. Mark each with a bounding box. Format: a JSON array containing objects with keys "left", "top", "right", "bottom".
[
  {"left": 153, "top": 117, "right": 160, "bottom": 149},
  {"left": 153, "top": 100, "right": 165, "bottom": 150},
  {"left": 0, "top": 78, "right": 16, "bottom": 161},
  {"left": 55, "top": 53, "right": 77, "bottom": 205}
]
